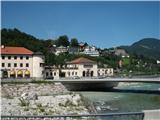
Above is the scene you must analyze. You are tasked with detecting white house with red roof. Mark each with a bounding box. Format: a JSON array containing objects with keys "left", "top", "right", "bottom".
[
  {"left": 62, "top": 57, "right": 113, "bottom": 78},
  {"left": 0, "top": 45, "right": 44, "bottom": 79},
  {"left": 61, "top": 57, "right": 98, "bottom": 77},
  {"left": 43, "top": 57, "right": 113, "bottom": 79}
]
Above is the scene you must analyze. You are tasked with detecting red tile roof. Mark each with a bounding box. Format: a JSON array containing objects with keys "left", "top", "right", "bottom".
[
  {"left": 1, "top": 46, "right": 33, "bottom": 55},
  {"left": 67, "top": 57, "right": 96, "bottom": 64}
]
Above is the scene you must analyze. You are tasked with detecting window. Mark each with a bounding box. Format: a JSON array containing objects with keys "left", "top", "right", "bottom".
[
  {"left": 84, "top": 65, "right": 93, "bottom": 68},
  {"left": 8, "top": 63, "right": 11, "bottom": 67},
  {"left": 68, "top": 72, "right": 70, "bottom": 76},
  {"left": 26, "top": 56, "right": 29, "bottom": 60},
  {"left": 54, "top": 72, "right": 56, "bottom": 76},
  {"left": 20, "top": 63, "right": 23, "bottom": 67},
  {"left": 14, "top": 63, "right": 17, "bottom": 67},
  {"left": 26, "top": 63, "right": 29, "bottom": 67},
  {"left": 2, "top": 56, "right": 5, "bottom": 59},
  {"left": 8, "top": 56, "right": 11, "bottom": 59},
  {"left": 46, "top": 72, "right": 48, "bottom": 76},
  {"left": 75, "top": 72, "right": 77, "bottom": 75},
  {"left": 105, "top": 70, "right": 107, "bottom": 74},
  {"left": 14, "top": 56, "right": 17, "bottom": 59},
  {"left": 39, "top": 63, "right": 44, "bottom": 67},
  {"left": 2, "top": 63, "right": 5, "bottom": 67},
  {"left": 50, "top": 72, "right": 53, "bottom": 76},
  {"left": 20, "top": 56, "right": 23, "bottom": 60},
  {"left": 72, "top": 72, "right": 74, "bottom": 75},
  {"left": 40, "top": 63, "right": 43, "bottom": 67}
]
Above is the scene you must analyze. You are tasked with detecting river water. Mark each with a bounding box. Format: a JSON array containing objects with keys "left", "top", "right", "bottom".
[{"left": 80, "top": 83, "right": 160, "bottom": 120}]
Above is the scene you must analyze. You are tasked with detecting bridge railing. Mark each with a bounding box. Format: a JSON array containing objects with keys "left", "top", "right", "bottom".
[{"left": 1, "top": 112, "right": 144, "bottom": 120}]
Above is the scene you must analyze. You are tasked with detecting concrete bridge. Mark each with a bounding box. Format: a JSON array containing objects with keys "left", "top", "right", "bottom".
[
  {"left": 52, "top": 77, "right": 160, "bottom": 83},
  {"left": 1, "top": 77, "right": 160, "bottom": 83},
  {"left": 50, "top": 77, "right": 160, "bottom": 91}
]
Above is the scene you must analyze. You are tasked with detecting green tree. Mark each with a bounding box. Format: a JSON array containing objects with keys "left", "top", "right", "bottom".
[
  {"left": 70, "top": 38, "right": 79, "bottom": 47},
  {"left": 45, "top": 53, "right": 56, "bottom": 65},
  {"left": 84, "top": 42, "right": 88, "bottom": 47},
  {"left": 56, "top": 35, "right": 70, "bottom": 47}
]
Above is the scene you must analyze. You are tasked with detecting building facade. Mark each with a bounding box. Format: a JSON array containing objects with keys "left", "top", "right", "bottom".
[
  {"left": 45, "top": 57, "right": 114, "bottom": 79},
  {"left": 62, "top": 57, "right": 98, "bottom": 77},
  {"left": 98, "top": 68, "right": 114, "bottom": 76},
  {"left": 0, "top": 46, "right": 45, "bottom": 79},
  {"left": 55, "top": 46, "right": 68, "bottom": 55},
  {"left": 80, "top": 46, "right": 100, "bottom": 57},
  {"left": 44, "top": 66, "right": 59, "bottom": 79},
  {"left": 114, "top": 48, "right": 130, "bottom": 58}
]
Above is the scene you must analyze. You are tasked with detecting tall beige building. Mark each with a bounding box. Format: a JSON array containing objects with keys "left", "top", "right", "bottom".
[{"left": 0, "top": 46, "right": 44, "bottom": 79}]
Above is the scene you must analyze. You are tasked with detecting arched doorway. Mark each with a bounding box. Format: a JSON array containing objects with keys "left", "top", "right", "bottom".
[
  {"left": 25, "top": 70, "right": 30, "bottom": 78},
  {"left": 86, "top": 70, "right": 90, "bottom": 77},
  {"left": 10, "top": 70, "right": 16, "bottom": 78},
  {"left": 17, "top": 70, "right": 23, "bottom": 78},
  {"left": 91, "top": 71, "right": 94, "bottom": 77},
  {"left": 105, "top": 70, "right": 108, "bottom": 74},
  {"left": 82, "top": 71, "right": 85, "bottom": 77}
]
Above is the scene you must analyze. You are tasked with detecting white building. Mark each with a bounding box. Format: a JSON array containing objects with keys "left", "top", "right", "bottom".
[
  {"left": 114, "top": 48, "right": 130, "bottom": 58},
  {"left": 45, "top": 57, "right": 114, "bottom": 79},
  {"left": 61, "top": 57, "right": 98, "bottom": 77},
  {"left": 55, "top": 46, "right": 68, "bottom": 55},
  {"left": 98, "top": 68, "right": 114, "bottom": 76},
  {"left": 157, "top": 60, "right": 160, "bottom": 64},
  {"left": 44, "top": 66, "right": 59, "bottom": 79},
  {"left": 0, "top": 46, "right": 45, "bottom": 79},
  {"left": 81, "top": 46, "right": 99, "bottom": 57}
]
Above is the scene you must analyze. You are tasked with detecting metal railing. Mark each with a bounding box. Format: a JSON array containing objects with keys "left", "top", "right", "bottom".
[{"left": 1, "top": 112, "right": 144, "bottom": 120}]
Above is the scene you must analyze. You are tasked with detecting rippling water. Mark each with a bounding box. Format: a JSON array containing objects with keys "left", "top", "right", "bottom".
[{"left": 80, "top": 83, "right": 160, "bottom": 120}]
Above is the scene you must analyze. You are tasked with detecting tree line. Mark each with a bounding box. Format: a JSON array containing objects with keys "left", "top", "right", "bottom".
[{"left": 2, "top": 28, "right": 159, "bottom": 75}]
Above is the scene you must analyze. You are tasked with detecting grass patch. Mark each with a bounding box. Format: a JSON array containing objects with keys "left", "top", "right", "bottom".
[
  {"left": 24, "top": 107, "right": 29, "bottom": 111},
  {"left": 18, "top": 98, "right": 30, "bottom": 106},
  {"left": 36, "top": 103, "right": 45, "bottom": 113}
]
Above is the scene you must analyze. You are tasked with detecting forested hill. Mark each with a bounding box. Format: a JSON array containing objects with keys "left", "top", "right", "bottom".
[
  {"left": 1, "top": 28, "right": 87, "bottom": 65},
  {"left": 1, "top": 28, "right": 51, "bottom": 54},
  {"left": 2, "top": 28, "right": 160, "bottom": 61},
  {"left": 120, "top": 38, "right": 160, "bottom": 60}
]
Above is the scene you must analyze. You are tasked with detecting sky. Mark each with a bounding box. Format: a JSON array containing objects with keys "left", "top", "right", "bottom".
[{"left": 1, "top": 1, "right": 160, "bottom": 48}]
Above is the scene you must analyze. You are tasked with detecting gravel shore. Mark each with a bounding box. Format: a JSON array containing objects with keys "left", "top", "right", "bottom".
[{"left": 1, "top": 82, "right": 97, "bottom": 119}]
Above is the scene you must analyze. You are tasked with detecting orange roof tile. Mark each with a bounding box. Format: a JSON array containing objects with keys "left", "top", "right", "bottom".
[
  {"left": 1, "top": 46, "right": 33, "bottom": 55},
  {"left": 68, "top": 57, "right": 96, "bottom": 64}
]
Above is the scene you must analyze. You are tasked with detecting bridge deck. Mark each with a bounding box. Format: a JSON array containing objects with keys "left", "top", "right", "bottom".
[
  {"left": 1, "top": 77, "right": 160, "bottom": 83},
  {"left": 52, "top": 78, "right": 160, "bottom": 83}
]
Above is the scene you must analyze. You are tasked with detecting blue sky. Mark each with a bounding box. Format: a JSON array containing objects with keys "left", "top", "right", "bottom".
[{"left": 2, "top": 1, "right": 160, "bottom": 48}]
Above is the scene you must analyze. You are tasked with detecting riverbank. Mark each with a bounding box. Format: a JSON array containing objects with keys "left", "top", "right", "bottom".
[
  {"left": 80, "top": 83, "right": 160, "bottom": 113},
  {"left": 1, "top": 83, "right": 97, "bottom": 117}
]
